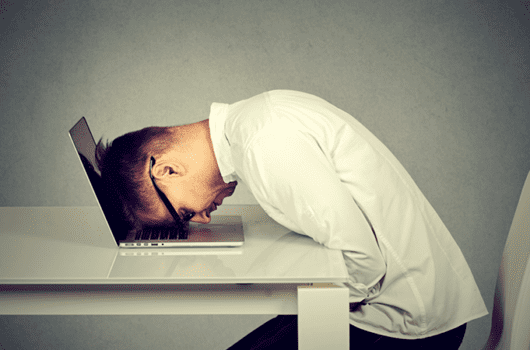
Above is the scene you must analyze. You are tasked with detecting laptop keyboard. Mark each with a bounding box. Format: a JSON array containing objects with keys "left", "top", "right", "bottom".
[{"left": 135, "top": 226, "right": 188, "bottom": 241}]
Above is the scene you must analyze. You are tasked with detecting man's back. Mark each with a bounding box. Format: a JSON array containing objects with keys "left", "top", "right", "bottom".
[{"left": 209, "top": 90, "right": 488, "bottom": 338}]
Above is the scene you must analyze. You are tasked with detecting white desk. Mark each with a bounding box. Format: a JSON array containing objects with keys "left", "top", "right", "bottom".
[{"left": 0, "top": 205, "right": 349, "bottom": 349}]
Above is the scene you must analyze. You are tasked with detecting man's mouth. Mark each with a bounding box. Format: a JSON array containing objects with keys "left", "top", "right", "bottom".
[
  {"left": 204, "top": 202, "right": 217, "bottom": 219},
  {"left": 209, "top": 202, "right": 219, "bottom": 214}
]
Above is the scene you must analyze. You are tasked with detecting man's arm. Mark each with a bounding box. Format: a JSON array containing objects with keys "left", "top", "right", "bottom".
[{"left": 242, "top": 127, "right": 386, "bottom": 302}]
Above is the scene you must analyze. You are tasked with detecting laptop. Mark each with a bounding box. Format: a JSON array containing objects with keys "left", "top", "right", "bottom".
[{"left": 68, "top": 117, "right": 244, "bottom": 248}]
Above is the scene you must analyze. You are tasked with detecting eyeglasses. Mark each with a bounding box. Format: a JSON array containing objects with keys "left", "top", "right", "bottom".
[{"left": 149, "top": 156, "right": 194, "bottom": 225}]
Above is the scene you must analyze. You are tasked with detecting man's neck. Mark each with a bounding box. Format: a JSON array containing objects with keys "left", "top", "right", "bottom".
[
  {"left": 170, "top": 119, "right": 210, "bottom": 149},
  {"left": 170, "top": 119, "right": 220, "bottom": 174}
]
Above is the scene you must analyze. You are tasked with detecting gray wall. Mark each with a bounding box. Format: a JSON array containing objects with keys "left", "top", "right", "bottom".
[{"left": 1, "top": 0, "right": 529, "bottom": 349}]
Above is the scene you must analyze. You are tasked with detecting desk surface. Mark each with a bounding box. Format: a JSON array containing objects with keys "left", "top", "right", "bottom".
[{"left": 0, "top": 205, "right": 347, "bottom": 284}]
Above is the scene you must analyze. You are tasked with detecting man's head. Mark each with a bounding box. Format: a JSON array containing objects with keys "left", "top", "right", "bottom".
[{"left": 95, "top": 120, "right": 237, "bottom": 232}]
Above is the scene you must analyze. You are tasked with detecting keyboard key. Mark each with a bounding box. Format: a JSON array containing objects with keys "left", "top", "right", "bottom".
[
  {"left": 180, "top": 227, "right": 189, "bottom": 240},
  {"left": 169, "top": 228, "right": 179, "bottom": 240},
  {"left": 159, "top": 228, "right": 169, "bottom": 240},
  {"left": 141, "top": 229, "right": 152, "bottom": 240},
  {"left": 150, "top": 229, "right": 160, "bottom": 240}
]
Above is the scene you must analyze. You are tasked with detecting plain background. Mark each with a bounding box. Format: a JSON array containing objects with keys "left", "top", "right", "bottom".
[{"left": 1, "top": 0, "right": 530, "bottom": 349}]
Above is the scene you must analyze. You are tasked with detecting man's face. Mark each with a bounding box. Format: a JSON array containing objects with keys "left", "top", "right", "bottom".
[
  {"left": 168, "top": 178, "right": 238, "bottom": 224},
  {"left": 141, "top": 160, "right": 238, "bottom": 225}
]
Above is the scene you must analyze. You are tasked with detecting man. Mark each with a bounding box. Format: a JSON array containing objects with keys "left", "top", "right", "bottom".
[{"left": 96, "top": 90, "right": 488, "bottom": 348}]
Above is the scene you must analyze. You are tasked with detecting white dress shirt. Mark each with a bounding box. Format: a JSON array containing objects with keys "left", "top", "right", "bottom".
[{"left": 208, "top": 90, "right": 488, "bottom": 339}]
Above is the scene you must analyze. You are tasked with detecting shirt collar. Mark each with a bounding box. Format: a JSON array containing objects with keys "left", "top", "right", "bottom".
[{"left": 208, "top": 102, "right": 237, "bottom": 183}]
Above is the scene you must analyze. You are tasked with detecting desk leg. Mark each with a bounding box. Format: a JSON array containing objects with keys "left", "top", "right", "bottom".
[{"left": 297, "top": 283, "right": 349, "bottom": 350}]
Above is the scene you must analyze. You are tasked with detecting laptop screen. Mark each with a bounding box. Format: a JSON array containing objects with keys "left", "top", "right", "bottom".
[{"left": 69, "top": 117, "right": 129, "bottom": 242}]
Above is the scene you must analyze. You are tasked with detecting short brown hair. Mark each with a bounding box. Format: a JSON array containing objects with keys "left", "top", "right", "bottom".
[{"left": 95, "top": 126, "right": 174, "bottom": 233}]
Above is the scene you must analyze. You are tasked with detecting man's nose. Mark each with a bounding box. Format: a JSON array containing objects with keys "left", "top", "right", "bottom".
[{"left": 190, "top": 211, "right": 212, "bottom": 224}]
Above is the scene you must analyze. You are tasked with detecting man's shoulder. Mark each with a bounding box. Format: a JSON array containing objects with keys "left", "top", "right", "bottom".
[{"left": 223, "top": 92, "right": 275, "bottom": 144}]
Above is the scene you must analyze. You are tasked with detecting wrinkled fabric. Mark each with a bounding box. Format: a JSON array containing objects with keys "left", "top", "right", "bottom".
[{"left": 208, "top": 90, "right": 488, "bottom": 339}]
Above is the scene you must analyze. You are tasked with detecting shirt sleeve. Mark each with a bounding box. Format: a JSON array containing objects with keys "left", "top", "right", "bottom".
[{"left": 241, "top": 125, "right": 387, "bottom": 302}]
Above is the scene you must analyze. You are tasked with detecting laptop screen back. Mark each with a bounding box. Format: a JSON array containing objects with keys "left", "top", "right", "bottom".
[{"left": 69, "top": 117, "right": 128, "bottom": 243}]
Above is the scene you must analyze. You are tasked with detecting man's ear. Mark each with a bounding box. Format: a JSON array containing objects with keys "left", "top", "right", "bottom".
[{"left": 151, "top": 160, "right": 187, "bottom": 179}]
